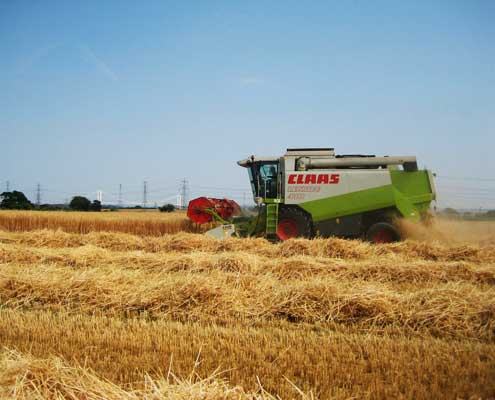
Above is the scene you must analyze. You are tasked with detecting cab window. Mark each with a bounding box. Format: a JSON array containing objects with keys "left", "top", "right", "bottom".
[{"left": 258, "top": 163, "right": 278, "bottom": 199}]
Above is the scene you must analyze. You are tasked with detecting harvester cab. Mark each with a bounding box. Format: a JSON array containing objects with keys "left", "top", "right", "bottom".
[
  {"left": 187, "top": 148, "right": 436, "bottom": 243},
  {"left": 240, "top": 156, "right": 281, "bottom": 203}
]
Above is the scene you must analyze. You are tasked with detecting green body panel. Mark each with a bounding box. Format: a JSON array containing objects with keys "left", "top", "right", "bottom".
[
  {"left": 264, "top": 198, "right": 283, "bottom": 204},
  {"left": 391, "top": 170, "right": 435, "bottom": 220},
  {"left": 390, "top": 170, "right": 435, "bottom": 202},
  {"left": 297, "top": 170, "right": 434, "bottom": 223},
  {"left": 298, "top": 185, "right": 395, "bottom": 222}
]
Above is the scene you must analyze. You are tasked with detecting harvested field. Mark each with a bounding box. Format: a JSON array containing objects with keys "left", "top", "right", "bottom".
[
  {"left": 0, "top": 349, "right": 269, "bottom": 400},
  {"left": 0, "top": 211, "right": 494, "bottom": 398}
]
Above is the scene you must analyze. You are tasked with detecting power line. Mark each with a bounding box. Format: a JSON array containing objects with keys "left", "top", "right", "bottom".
[
  {"left": 144, "top": 186, "right": 180, "bottom": 194},
  {"left": 436, "top": 175, "right": 495, "bottom": 182},
  {"left": 437, "top": 186, "right": 495, "bottom": 193},
  {"left": 194, "top": 185, "right": 251, "bottom": 192}
]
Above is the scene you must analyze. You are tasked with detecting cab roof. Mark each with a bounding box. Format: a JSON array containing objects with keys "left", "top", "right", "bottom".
[{"left": 237, "top": 156, "right": 279, "bottom": 168}]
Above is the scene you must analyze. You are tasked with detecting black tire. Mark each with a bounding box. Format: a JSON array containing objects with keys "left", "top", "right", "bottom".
[
  {"left": 366, "top": 222, "right": 401, "bottom": 244},
  {"left": 277, "top": 206, "right": 312, "bottom": 240}
]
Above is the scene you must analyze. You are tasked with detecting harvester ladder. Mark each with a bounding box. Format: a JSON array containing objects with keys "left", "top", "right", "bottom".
[{"left": 266, "top": 203, "right": 279, "bottom": 239}]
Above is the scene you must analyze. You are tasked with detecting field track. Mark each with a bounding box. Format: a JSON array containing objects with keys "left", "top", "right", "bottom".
[{"left": 0, "top": 211, "right": 494, "bottom": 398}]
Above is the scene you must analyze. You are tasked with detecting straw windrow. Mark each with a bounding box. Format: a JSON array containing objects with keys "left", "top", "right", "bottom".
[{"left": 0, "top": 211, "right": 494, "bottom": 399}]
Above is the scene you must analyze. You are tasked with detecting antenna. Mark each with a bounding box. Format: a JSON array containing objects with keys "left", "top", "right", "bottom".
[
  {"left": 6, "top": 181, "right": 10, "bottom": 192},
  {"left": 36, "top": 183, "right": 41, "bottom": 206},
  {"left": 118, "top": 184, "right": 123, "bottom": 208},
  {"left": 143, "top": 181, "right": 148, "bottom": 208}
]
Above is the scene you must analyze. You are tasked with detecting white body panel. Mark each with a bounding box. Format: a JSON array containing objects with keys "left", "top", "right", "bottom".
[{"left": 284, "top": 170, "right": 391, "bottom": 204}]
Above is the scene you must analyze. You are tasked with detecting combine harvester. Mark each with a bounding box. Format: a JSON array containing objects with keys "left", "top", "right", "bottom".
[{"left": 187, "top": 148, "right": 436, "bottom": 243}]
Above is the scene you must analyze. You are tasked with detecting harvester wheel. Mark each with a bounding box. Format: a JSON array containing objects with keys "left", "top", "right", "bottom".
[
  {"left": 366, "top": 222, "right": 401, "bottom": 244},
  {"left": 277, "top": 207, "right": 312, "bottom": 240}
]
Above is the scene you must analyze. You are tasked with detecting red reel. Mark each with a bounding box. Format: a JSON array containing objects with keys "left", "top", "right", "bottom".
[{"left": 187, "top": 197, "right": 242, "bottom": 224}]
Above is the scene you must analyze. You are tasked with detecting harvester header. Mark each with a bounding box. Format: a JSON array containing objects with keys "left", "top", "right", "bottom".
[{"left": 187, "top": 197, "right": 241, "bottom": 225}]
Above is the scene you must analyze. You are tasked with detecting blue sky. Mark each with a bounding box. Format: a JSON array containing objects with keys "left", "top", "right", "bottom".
[{"left": 1, "top": 1, "right": 494, "bottom": 209}]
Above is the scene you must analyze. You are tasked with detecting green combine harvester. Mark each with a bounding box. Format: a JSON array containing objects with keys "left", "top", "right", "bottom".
[{"left": 187, "top": 148, "right": 436, "bottom": 243}]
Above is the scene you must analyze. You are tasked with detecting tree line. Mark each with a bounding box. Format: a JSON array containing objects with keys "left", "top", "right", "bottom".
[
  {"left": 0, "top": 191, "right": 102, "bottom": 211},
  {"left": 0, "top": 190, "right": 176, "bottom": 212}
]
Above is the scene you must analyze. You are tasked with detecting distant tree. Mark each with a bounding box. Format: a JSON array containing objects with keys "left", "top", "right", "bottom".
[
  {"left": 159, "top": 203, "right": 175, "bottom": 213},
  {"left": 39, "top": 204, "right": 65, "bottom": 211},
  {"left": 69, "top": 196, "right": 91, "bottom": 211},
  {"left": 0, "top": 191, "right": 33, "bottom": 210},
  {"left": 90, "top": 200, "right": 102, "bottom": 212},
  {"left": 443, "top": 207, "right": 459, "bottom": 216},
  {"left": 485, "top": 210, "right": 495, "bottom": 219}
]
